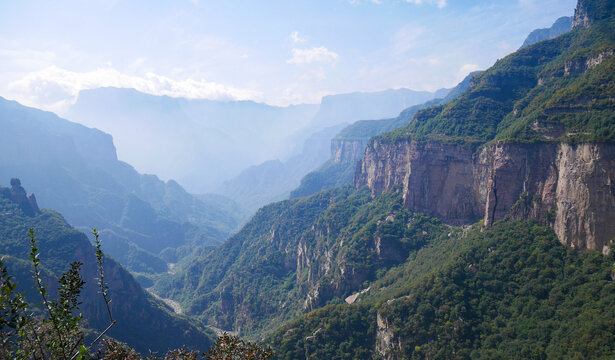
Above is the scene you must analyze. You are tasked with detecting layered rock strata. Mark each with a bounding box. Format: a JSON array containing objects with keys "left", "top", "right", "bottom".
[{"left": 356, "top": 140, "right": 615, "bottom": 251}]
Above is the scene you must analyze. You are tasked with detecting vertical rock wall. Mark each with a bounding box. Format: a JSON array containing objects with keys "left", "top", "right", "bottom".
[{"left": 356, "top": 139, "right": 615, "bottom": 250}]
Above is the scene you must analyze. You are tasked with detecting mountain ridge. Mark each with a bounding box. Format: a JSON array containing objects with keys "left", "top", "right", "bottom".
[
  {"left": 153, "top": 3, "right": 615, "bottom": 355},
  {"left": 356, "top": 0, "right": 615, "bottom": 251},
  {"left": 521, "top": 16, "right": 573, "bottom": 48},
  {"left": 0, "top": 96, "right": 247, "bottom": 274},
  {"left": 0, "top": 180, "right": 215, "bottom": 353}
]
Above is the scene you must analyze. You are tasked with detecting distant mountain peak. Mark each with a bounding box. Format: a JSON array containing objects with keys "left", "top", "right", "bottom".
[
  {"left": 521, "top": 16, "right": 572, "bottom": 48},
  {"left": 1, "top": 178, "right": 40, "bottom": 216}
]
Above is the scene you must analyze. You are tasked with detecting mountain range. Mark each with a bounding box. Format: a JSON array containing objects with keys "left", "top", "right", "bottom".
[
  {"left": 0, "top": 96, "right": 248, "bottom": 275},
  {"left": 151, "top": 0, "right": 615, "bottom": 358},
  {"left": 1, "top": 0, "right": 614, "bottom": 358},
  {"left": 290, "top": 71, "right": 479, "bottom": 199},
  {"left": 66, "top": 87, "right": 445, "bottom": 195},
  {"left": 0, "top": 179, "right": 215, "bottom": 354}
]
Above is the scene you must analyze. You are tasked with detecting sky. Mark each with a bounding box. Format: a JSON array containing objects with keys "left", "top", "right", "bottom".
[{"left": 0, "top": 0, "right": 578, "bottom": 114}]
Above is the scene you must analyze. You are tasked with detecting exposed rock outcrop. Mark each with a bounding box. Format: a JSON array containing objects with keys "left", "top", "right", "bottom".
[
  {"left": 5, "top": 178, "right": 40, "bottom": 216},
  {"left": 564, "top": 49, "right": 614, "bottom": 77},
  {"left": 356, "top": 140, "right": 615, "bottom": 250},
  {"left": 376, "top": 312, "right": 402, "bottom": 360},
  {"left": 356, "top": 141, "right": 481, "bottom": 225},
  {"left": 331, "top": 138, "right": 369, "bottom": 165},
  {"left": 573, "top": 0, "right": 592, "bottom": 29},
  {"left": 572, "top": 0, "right": 615, "bottom": 29},
  {"left": 298, "top": 227, "right": 370, "bottom": 310}
]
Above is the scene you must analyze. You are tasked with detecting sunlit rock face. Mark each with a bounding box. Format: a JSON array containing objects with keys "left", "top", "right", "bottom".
[{"left": 356, "top": 140, "right": 615, "bottom": 250}]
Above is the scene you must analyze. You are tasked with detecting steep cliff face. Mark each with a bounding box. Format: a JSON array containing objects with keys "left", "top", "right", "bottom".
[
  {"left": 573, "top": 0, "right": 592, "bottom": 28},
  {"left": 355, "top": 0, "right": 615, "bottom": 252},
  {"left": 5, "top": 178, "right": 40, "bottom": 216},
  {"left": 564, "top": 48, "right": 614, "bottom": 77},
  {"left": 480, "top": 142, "right": 615, "bottom": 252},
  {"left": 331, "top": 138, "right": 370, "bottom": 165},
  {"left": 297, "top": 221, "right": 370, "bottom": 311},
  {"left": 356, "top": 140, "right": 481, "bottom": 225},
  {"left": 356, "top": 140, "right": 615, "bottom": 251},
  {"left": 572, "top": 0, "right": 615, "bottom": 29}
]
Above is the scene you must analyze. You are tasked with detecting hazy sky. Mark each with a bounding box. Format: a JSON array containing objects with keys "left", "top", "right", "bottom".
[{"left": 0, "top": 0, "right": 577, "bottom": 113}]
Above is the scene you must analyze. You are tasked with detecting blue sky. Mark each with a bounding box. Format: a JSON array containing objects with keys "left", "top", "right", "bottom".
[{"left": 0, "top": 0, "right": 577, "bottom": 113}]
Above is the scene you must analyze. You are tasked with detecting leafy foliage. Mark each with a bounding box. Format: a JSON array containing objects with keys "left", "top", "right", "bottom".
[
  {"left": 377, "top": 11, "right": 615, "bottom": 147},
  {"left": 268, "top": 304, "right": 375, "bottom": 360},
  {"left": 0, "top": 184, "right": 215, "bottom": 354},
  {"left": 1, "top": 228, "right": 101, "bottom": 360},
  {"left": 289, "top": 160, "right": 355, "bottom": 199},
  {"left": 268, "top": 221, "right": 615, "bottom": 359},
  {"left": 204, "top": 333, "right": 273, "bottom": 360},
  {"left": 155, "top": 186, "right": 449, "bottom": 339},
  {"left": 0, "top": 256, "right": 29, "bottom": 359},
  {"left": 2, "top": 227, "right": 267, "bottom": 360}
]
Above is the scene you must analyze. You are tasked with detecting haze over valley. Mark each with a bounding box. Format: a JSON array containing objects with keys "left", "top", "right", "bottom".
[{"left": 2, "top": 0, "right": 615, "bottom": 358}]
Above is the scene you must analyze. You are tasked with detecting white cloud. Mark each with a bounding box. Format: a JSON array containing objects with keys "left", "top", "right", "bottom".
[
  {"left": 456, "top": 64, "right": 481, "bottom": 82},
  {"left": 405, "top": 0, "right": 447, "bottom": 8},
  {"left": 286, "top": 47, "right": 339, "bottom": 65},
  {"left": 7, "top": 65, "right": 263, "bottom": 114},
  {"left": 290, "top": 31, "right": 307, "bottom": 44}
]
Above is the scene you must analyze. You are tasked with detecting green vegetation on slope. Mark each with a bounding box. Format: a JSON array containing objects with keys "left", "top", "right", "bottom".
[
  {"left": 0, "top": 183, "right": 215, "bottom": 354},
  {"left": 270, "top": 5, "right": 615, "bottom": 357},
  {"left": 270, "top": 304, "right": 375, "bottom": 360},
  {"left": 335, "top": 71, "right": 479, "bottom": 142},
  {"left": 379, "top": 10, "right": 615, "bottom": 147},
  {"left": 289, "top": 160, "right": 355, "bottom": 199},
  {"left": 155, "top": 186, "right": 450, "bottom": 337},
  {"left": 268, "top": 220, "right": 615, "bottom": 359}
]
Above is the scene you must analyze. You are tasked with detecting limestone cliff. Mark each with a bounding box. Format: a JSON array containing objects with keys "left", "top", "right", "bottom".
[
  {"left": 572, "top": 0, "right": 615, "bottom": 29},
  {"left": 356, "top": 140, "right": 615, "bottom": 252},
  {"left": 356, "top": 141, "right": 481, "bottom": 226},
  {"left": 355, "top": 0, "right": 615, "bottom": 253},
  {"left": 375, "top": 312, "right": 402, "bottom": 360},
  {"left": 331, "top": 138, "right": 370, "bottom": 165},
  {"left": 573, "top": 0, "right": 592, "bottom": 29}
]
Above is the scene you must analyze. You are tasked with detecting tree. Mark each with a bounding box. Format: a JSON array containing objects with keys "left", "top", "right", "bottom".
[
  {"left": 1, "top": 228, "right": 275, "bottom": 360},
  {"left": 204, "top": 333, "right": 273, "bottom": 360},
  {"left": 0, "top": 228, "right": 113, "bottom": 360}
]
